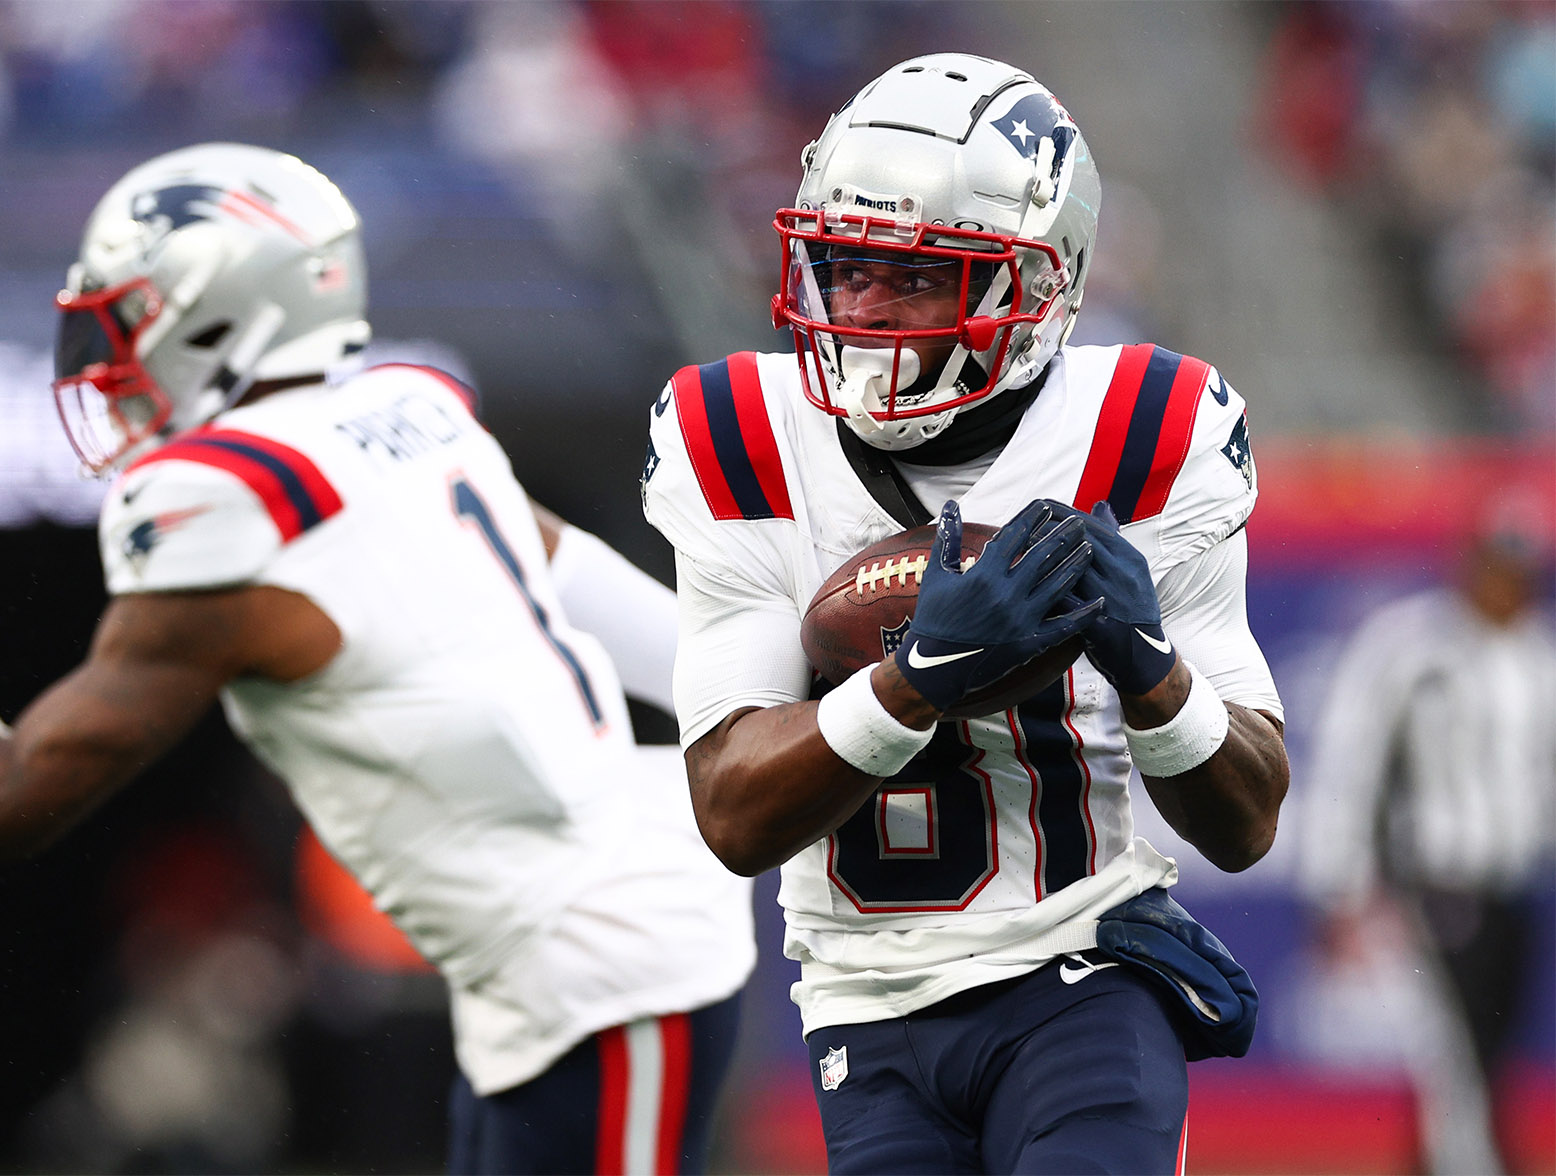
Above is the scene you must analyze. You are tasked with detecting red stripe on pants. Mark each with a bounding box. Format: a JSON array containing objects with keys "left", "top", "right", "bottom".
[
  {"left": 595, "top": 1025, "right": 628, "bottom": 1174},
  {"left": 654, "top": 1014, "right": 692, "bottom": 1175}
]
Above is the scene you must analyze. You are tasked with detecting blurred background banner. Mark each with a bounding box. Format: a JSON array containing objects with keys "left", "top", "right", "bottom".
[{"left": 0, "top": 3, "right": 1550, "bottom": 1174}]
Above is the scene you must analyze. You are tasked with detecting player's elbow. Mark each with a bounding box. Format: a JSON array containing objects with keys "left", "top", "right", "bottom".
[
  {"left": 1201, "top": 815, "right": 1278, "bottom": 873},
  {"left": 0, "top": 801, "right": 68, "bottom": 863},
  {"left": 685, "top": 713, "right": 786, "bottom": 876},
  {"left": 687, "top": 773, "right": 790, "bottom": 876},
  {"left": 690, "top": 806, "right": 771, "bottom": 877}
]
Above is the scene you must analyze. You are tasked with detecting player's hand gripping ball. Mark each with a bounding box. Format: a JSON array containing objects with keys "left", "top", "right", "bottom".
[{"left": 800, "top": 505, "right": 1094, "bottom": 718}]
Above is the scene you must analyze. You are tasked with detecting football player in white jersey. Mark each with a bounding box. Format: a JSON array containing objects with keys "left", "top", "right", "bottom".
[
  {"left": 641, "top": 54, "right": 1290, "bottom": 1174},
  {"left": 0, "top": 143, "right": 755, "bottom": 1175}
]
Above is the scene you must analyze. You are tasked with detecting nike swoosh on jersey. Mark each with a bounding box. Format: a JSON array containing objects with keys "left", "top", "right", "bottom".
[
  {"left": 1059, "top": 959, "right": 1120, "bottom": 984},
  {"left": 905, "top": 642, "right": 983, "bottom": 670},
  {"left": 1136, "top": 628, "right": 1173, "bottom": 654}
]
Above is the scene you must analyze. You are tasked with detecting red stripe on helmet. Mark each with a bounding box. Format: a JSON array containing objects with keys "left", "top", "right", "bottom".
[{"left": 221, "top": 190, "right": 311, "bottom": 242}]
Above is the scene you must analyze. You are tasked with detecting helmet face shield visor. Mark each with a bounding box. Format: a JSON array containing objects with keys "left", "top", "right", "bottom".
[
  {"left": 802, "top": 247, "right": 989, "bottom": 335},
  {"left": 52, "top": 278, "right": 172, "bottom": 473},
  {"left": 55, "top": 300, "right": 122, "bottom": 376},
  {"left": 774, "top": 208, "right": 1067, "bottom": 431}
]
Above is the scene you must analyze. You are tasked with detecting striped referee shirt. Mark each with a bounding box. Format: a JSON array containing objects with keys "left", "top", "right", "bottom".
[{"left": 1303, "top": 586, "right": 1556, "bottom": 905}]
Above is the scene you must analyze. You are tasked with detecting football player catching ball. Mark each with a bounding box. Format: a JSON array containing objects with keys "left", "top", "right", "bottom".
[{"left": 642, "top": 53, "right": 1290, "bottom": 1174}]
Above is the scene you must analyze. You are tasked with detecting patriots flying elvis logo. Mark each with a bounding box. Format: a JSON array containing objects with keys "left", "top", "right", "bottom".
[
  {"left": 122, "top": 506, "right": 209, "bottom": 567},
  {"left": 639, "top": 438, "right": 661, "bottom": 515},
  {"left": 131, "top": 185, "right": 227, "bottom": 234},
  {"left": 130, "top": 183, "right": 310, "bottom": 247},
  {"left": 993, "top": 93, "right": 1076, "bottom": 188},
  {"left": 1221, "top": 414, "right": 1254, "bottom": 490}
]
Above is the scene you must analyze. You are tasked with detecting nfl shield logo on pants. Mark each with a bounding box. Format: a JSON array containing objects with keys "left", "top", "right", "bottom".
[{"left": 819, "top": 1045, "right": 849, "bottom": 1091}]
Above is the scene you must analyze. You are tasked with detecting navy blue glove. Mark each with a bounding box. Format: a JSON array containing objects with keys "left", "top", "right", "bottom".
[
  {"left": 894, "top": 499, "right": 1101, "bottom": 711},
  {"left": 1095, "top": 888, "right": 1259, "bottom": 1060},
  {"left": 1058, "top": 500, "right": 1177, "bottom": 695}
]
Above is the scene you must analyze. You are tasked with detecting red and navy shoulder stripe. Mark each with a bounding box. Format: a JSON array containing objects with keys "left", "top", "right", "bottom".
[
  {"left": 126, "top": 428, "right": 343, "bottom": 542},
  {"left": 673, "top": 351, "right": 794, "bottom": 522},
  {"left": 1072, "top": 344, "right": 1210, "bottom": 524}
]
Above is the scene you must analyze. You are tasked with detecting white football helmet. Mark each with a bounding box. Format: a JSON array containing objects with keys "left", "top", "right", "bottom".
[
  {"left": 772, "top": 54, "right": 1100, "bottom": 450},
  {"left": 53, "top": 142, "right": 370, "bottom": 473}
]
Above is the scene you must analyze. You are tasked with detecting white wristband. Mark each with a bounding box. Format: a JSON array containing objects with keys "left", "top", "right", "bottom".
[
  {"left": 816, "top": 665, "right": 935, "bottom": 777},
  {"left": 1124, "top": 660, "right": 1229, "bottom": 777}
]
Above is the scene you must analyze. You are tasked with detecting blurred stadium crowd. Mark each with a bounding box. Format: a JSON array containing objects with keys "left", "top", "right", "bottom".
[
  {"left": 0, "top": 3, "right": 1551, "bottom": 1174},
  {"left": 1259, "top": 0, "right": 1555, "bottom": 435}
]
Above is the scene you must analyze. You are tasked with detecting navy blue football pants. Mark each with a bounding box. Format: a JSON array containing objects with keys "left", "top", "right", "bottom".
[
  {"left": 447, "top": 992, "right": 742, "bottom": 1175},
  {"left": 806, "top": 954, "right": 1189, "bottom": 1174}
]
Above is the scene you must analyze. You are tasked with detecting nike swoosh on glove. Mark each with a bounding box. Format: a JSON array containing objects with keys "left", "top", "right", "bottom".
[
  {"left": 1059, "top": 500, "right": 1178, "bottom": 696},
  {"left": 894, "top": 498, "right": 1101, "bottom": 711}
]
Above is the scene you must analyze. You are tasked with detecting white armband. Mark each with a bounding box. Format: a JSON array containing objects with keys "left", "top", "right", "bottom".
[
  {"left": 1124, "top": 660, "right": 1229, "bottom": 777},
  {"left": 815, "top": 666, "right": 935, "bottom": 777}
]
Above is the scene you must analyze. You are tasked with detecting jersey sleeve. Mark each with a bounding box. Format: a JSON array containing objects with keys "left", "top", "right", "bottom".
[
  {"left": 641, "top": 358, "right": 795, "bottom": 562},
  {"left": 670, "top": 550, "right": 816, "bottom": 747},
  {"left": 99, "top": 459, "right": 284, "bottom": 593},
  {"left": 1150, "top": 365, "right": 1259, "bottom": 572},
  {"left": 1155, "top": 530, "right": 1283, "bottom": 720},
  {"left": 642, "top": 369, "right": 814, "bottom": 746},
  {"left": 642, "top": 376, "right": 727, "bottom": 566}
]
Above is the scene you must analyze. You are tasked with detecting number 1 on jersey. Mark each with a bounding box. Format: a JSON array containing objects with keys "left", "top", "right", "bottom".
[{"left": 451, "top": 477, "right": 605, "bottom": 728}]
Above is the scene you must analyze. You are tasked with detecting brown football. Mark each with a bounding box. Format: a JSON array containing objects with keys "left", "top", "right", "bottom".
[{"left": 800, "top": 522, "right": 1087, "bottom": 719}]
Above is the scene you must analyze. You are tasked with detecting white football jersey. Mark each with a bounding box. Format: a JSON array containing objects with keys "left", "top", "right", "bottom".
[
  {"left": 99, "top": 363, "right": 755, "bottom": 1094},
  {"left": 643, "top": 344, "right": 1281, "bottom": 1034}
]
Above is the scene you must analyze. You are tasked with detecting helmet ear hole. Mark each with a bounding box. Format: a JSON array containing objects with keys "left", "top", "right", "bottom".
[{"left": 184, "top": 321, "right": 232, "bottom": 349}]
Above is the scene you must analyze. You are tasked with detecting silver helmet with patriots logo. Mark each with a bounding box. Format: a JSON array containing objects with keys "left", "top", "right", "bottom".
[
  {"left": 53, "top": 142, "right": 370, "bottom": 472},
  {"left": 773, "top": 54, "right": 1100, "bottom": 450}
]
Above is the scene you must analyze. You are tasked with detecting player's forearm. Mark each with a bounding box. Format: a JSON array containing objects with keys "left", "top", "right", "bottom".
[
  {"left": 686, "top": 704, "right": 880, "bottom": 875},
  {"left": 1117, "top": 658, "right": 1287, "bottom": 871},
  {"left": 0, "top": 655, "right": 218, "bottom": 861},
  {"left": 0, "top": 708, "right": 134, "bottom": 860},
  {"left": 1141, "top": 701, "right": 1288, "bottom": 872}
]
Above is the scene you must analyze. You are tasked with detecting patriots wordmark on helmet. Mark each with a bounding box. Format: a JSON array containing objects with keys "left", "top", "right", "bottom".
[{"left": 852, "top": 195, "right": 899, "bottom": 212}]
